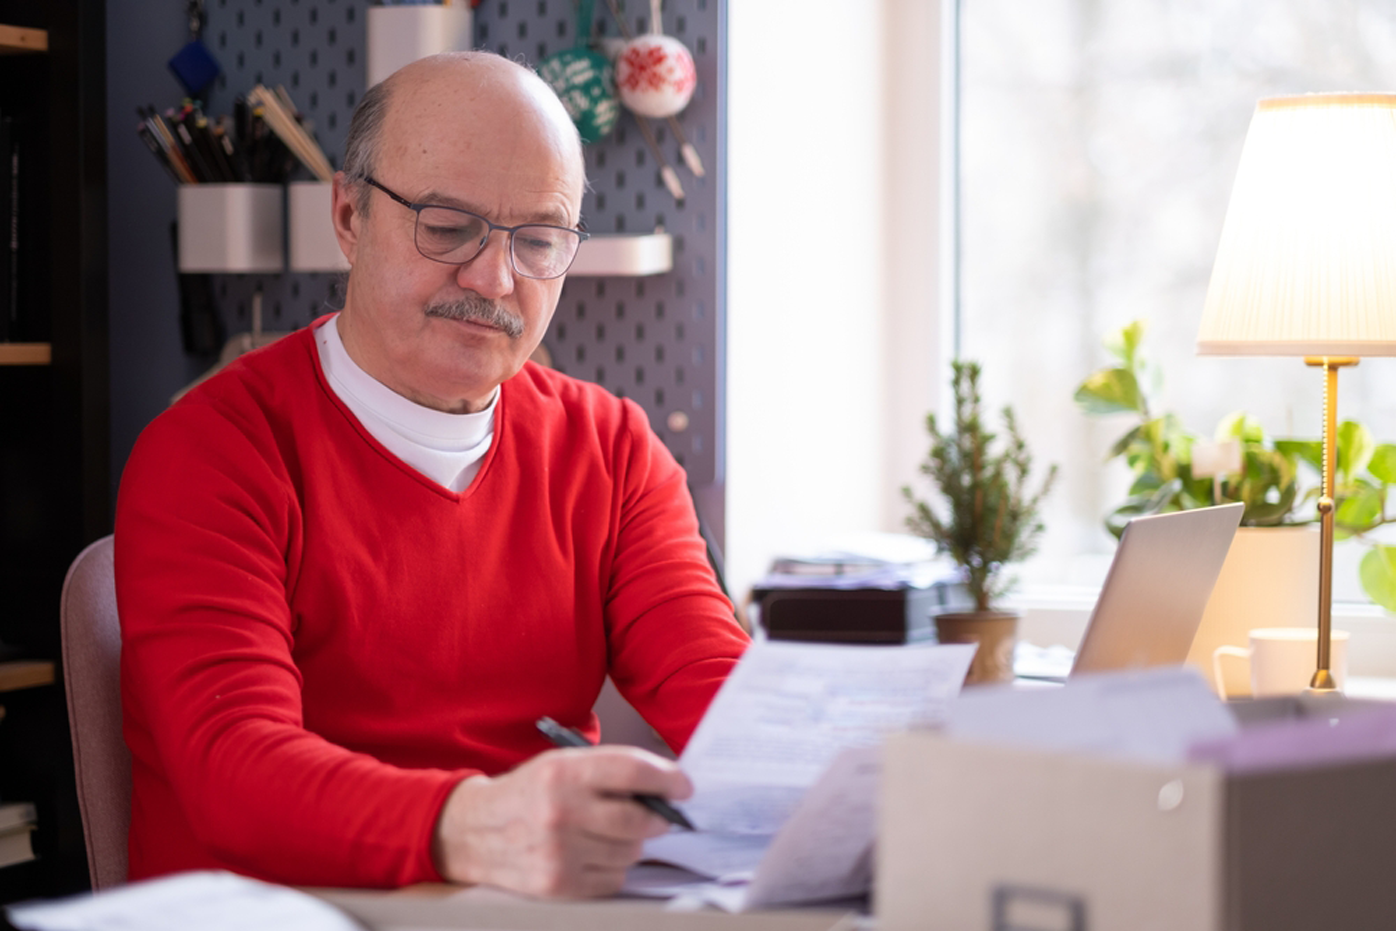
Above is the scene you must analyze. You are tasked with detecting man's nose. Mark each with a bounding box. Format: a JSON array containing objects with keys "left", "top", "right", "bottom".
[{"left": 455, "top": 231, "right": 515, "bottom": 298}]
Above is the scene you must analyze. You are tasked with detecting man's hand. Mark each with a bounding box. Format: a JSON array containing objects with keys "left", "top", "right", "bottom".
[{"left": 432, "top": 745, "right": 692, "bottom": 898}]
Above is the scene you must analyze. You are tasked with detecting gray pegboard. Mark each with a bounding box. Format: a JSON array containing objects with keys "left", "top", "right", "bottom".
[{"left": 203, "top": 0, "right": 724, "bottom": 485}]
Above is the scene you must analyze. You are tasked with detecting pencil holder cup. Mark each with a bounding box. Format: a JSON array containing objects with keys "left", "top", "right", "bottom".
[
  {"left": 177, "top": 184, "right": 284, "bottom": 273},
  {"left": 366, "top": 4, "right": 473, "bottom": 88},
  {"left": 288, "top": 181, "right": 349, "bottom": 272}
]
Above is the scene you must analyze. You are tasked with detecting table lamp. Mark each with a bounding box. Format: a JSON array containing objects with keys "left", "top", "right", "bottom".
[{"left": 1197, "top": 93, "right": 1396, "bottom": 692}]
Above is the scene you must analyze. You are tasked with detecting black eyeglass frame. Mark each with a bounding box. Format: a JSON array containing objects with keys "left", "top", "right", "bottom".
[{"left": 361, "top": 175, "right": 589, "bottom": 280}]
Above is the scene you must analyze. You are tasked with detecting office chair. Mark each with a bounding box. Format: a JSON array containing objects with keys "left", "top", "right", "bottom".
[{"left": 59, "top": 534, "right": 130, "bottom": 890}]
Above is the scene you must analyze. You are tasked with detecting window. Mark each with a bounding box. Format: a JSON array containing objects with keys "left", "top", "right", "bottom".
[{"left": 960, "top": 0, "right": 1396, "bottom": 599}]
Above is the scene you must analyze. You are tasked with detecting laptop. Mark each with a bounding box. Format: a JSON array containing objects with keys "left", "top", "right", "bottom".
[{"left": 1048, "top": 503, "right": 1244, "bottom": 679}]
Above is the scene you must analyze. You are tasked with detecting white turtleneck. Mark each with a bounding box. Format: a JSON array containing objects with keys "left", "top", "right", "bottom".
[{"left": 315, "top": 315, "right": 496, "bottom": 493}]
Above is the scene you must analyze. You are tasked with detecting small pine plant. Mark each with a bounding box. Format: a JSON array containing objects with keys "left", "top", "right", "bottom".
[{"left": 903, "top": 361, "right": 1058, "bottom": 612}]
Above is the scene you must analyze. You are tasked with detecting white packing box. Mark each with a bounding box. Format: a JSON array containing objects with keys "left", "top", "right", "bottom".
[{"left": 877, "top": 696, "right": 1396, "bottom": 931}]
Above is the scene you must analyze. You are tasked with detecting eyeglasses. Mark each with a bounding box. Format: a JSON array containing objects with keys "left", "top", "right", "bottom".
[{"left": 362, "top": 176, "right": 589, "bottom": 280}]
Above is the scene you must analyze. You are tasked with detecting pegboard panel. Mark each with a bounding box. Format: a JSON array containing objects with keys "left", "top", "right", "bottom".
[{"left": 201, "top": 0, "right": 725, "bottom": 486}]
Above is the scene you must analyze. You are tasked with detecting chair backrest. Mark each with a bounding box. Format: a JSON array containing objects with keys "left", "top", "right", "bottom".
[{"left": 59, "top": 534, "right": 129, "bottom": 890}]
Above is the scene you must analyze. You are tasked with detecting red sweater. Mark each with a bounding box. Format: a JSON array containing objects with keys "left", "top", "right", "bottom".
[{"left": 114, "top": 322, "right": 748, "bottom": 888}]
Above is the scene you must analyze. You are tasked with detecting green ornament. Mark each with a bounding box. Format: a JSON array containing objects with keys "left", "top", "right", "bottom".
[{"left": 538, "top": 47, "right": 620, "bottom": 145}]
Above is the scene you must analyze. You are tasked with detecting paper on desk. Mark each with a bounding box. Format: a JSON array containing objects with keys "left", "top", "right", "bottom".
[
  {"left": 1189, "top": 702, "right": 1396, "bottom": 774},
  {"left": 947, "top": 666, "right": 1238, "bottom": 764},
  {"left": 5, "top": 870, "right": 360, "bottom": 931},
  {"left": 742, "top": 744, "right": 879, "bottom": 908},
  {"left": 628, "top": 745, "right": 881, "bottom": 911},
  {"left": 677, "top": 639, "right": 976, "bottom": 836}
]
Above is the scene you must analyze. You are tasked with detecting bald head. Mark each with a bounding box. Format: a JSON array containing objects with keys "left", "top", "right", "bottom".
[{"left": 341, "top": 52, "right": 585, "bottom": 216}]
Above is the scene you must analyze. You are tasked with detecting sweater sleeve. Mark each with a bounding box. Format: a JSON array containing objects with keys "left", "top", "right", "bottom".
[
  {"left": 601, "top": 400, "right": 750, "bottom": 752},
  {"left": 115, "top": 399, "right": 468, "bottom": 887}
]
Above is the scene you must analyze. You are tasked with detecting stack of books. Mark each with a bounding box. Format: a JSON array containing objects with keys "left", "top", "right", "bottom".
[
  {"left": 0, "top": 801, "right": 36, "bottom": 869},
  {"left": 0, "top": 109, "right": 25, "bottom": 342}
]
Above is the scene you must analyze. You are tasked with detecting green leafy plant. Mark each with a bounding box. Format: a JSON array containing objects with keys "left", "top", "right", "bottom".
[
  {"left": 903, "top": 361, "right": 1059, "bottom": 612},
  {"left": 1074, "top": 321, "right": 1302, "bottom": 534},
  {"left": 1075, "top": 320, "right": 1396, "bottom": 610}
]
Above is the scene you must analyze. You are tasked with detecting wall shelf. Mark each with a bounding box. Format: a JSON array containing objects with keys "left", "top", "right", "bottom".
[
  {"left": 0, "top": 344, "right": 52, "bottom": 365},
  {"left": 0, "top": 25, "right": 47, "bottom": 54},
  {"left": 0, "top": 661, "right": 54, "bottom": 694},
  {"left": 568, "top": 232, "right": 674, "bottom": 278}
]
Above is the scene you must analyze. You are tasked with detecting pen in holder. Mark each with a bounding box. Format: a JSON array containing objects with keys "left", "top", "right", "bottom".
[{"left": 177, "top": 183, "right": 284, "bottom": 274}]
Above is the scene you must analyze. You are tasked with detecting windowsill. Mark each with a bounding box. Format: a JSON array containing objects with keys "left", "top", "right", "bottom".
[{"left": 1004, "top": 585, "right": 1396, "bottom": 679}]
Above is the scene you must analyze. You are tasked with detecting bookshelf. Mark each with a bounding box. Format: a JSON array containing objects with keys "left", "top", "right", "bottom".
[
  {"left": 0, "top": 24, "right": 44, "bottom": 53},
  {"left": 0, "top": 343, "right": 50, "bottom": 365},
  {"left": 0, "top": 661, "right": 55, "bottom": 693},
  {"left": 0, "top": 0, "right": 108, "bottom": 902}
]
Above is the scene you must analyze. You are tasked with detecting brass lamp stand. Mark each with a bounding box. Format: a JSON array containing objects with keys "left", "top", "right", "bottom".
[
  {"left": 1306, "top": 356, "right": 1357, "bottom": 693},
  {"left": 1197, "top": 94, "right": 1396, "bottom": 697}
]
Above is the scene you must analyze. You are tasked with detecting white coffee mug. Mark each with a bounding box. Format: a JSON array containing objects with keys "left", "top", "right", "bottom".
[{"left": 1212, "top": 627, "right": 1349, "bottom": 698}]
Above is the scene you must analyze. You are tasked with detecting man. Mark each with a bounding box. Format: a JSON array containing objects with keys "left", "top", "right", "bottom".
[{"left": 114, "top": 52, "right": 748, "bottom": 897}]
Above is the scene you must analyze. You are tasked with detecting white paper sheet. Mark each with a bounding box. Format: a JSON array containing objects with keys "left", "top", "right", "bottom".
[
  {"left": 741, "top": 745, "right": 880, "bottom": 908},
  {"left": 626, "top": 639, "right": 975, "bottom": 912},
  {"left": 5, "top": 871, "right": 361, "bottom": 931},
  {"left": 676, "top": 639, "right": 976, "bottom": 836},
  {"left": 947, "top": 665, "right": 1238, "bottom": 764},
  {"left": 627, "top": 746, "right": 882, "bottom": 911}
]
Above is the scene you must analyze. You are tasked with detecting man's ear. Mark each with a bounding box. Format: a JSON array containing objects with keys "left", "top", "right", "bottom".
[{"left": 330, "top": 172, "right": 361, "bottom": 266}]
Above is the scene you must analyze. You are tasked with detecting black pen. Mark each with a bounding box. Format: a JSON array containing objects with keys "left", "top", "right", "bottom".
[{"left": 535, "top": 716, "right": 696, "bottom": 831}]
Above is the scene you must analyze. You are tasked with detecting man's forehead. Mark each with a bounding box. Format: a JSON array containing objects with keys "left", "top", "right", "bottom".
[
  {"left": 410, "top": 185, "right": 578, "bottom": 228},
  {"left": 379, "top": 59, "right": 585, "bottom": 220}
]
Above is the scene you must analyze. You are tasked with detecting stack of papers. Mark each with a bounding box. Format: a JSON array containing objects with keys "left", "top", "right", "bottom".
[
  {"left": 0, "top": 802, "right": 36, "bottom": 870},
  {"left": 949, "top": 666, "right": 1396, "bottom": 776},
  {"left": 946, "top": 666, "right": 1239, "bottom": 764},
  {"left": 1189, "top": 700, "right": 1396, "bottom": 774},
  {"left": 625, "top": 639, "right": 977, "bottom": 910},
  {"left": 6, "top": 871, "right": 360, "bottom": 931},
  {"left": 755, "top": 532, "right": 959, "bottom": 591}
]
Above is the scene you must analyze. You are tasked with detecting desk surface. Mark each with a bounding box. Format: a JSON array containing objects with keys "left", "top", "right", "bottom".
[
  {"left": 315, "top": 885, "right": 859, "bottom": 931},
  {"left": 1344, "top": 675, "right": 1396, "bottom": 701}
]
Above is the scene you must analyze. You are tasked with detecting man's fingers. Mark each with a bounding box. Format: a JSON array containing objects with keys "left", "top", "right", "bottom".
[
  {"left": 576, "top": 863, "right": 633, "bottom": 898},
  {"left": 434, "top": 745, "right": 693, "bottom": 898},
  {"left": 575, "top": 793, "right": 673, "bottom": 843},
  {"left": 566, "top": 745, "right": 694, "bottom": 801},
  {"left": 572, "top": 826, "right": 647, "bottom": 869}
]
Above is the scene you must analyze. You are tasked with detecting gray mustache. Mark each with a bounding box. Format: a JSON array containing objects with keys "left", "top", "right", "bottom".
[{"left": 424, "top": 295, "right": 525, "bottom": 338}]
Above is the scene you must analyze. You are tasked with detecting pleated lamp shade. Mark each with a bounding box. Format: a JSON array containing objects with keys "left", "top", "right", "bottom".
[{"left": 1197, "top": 93, "right": 1396, "bottom": 357}]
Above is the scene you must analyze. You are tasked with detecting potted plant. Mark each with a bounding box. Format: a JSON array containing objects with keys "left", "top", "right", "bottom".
[
  {"left": 1073, "top": 321, "right": 1305, "bottom": 534},
  {"left": 1075, "top": 321, "right": 1396, "bottom": 692},
  {"left": 903, "top": 361, "right": 1058, "bottom": 684}
]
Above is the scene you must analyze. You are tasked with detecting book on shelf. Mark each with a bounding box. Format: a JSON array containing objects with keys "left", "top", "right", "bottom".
[
  {"left": 0, "top": 111, "right": 10, "bottom": 342},
  {"left": 0, "top": 802, "right": 37, "bottom": 870},
  {"left": 7, "top": 112, "right": 20, "bottom": 342},
  {"left": 0, "top": 107, "right": 27, "bottom": 344}
]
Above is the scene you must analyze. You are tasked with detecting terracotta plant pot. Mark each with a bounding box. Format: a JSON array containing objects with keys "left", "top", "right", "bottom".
[{"left": 934, "top": 611, "right": 1019, "bottom": 685}]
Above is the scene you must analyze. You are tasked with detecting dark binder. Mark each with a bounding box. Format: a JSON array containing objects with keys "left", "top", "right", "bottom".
[
  {"left": 0, "top": 113, "right": 11, "bottom": 342},
  {"left": 5, "top": 114, "right": 19, "bottom": 342}
]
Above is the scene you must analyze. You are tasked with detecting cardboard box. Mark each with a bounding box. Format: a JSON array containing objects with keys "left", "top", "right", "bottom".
[{"left": 878, "top": 699, "right": 1396, "bottom": 931}]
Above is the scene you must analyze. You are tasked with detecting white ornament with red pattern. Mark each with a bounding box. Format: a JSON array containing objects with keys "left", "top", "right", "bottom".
[{"left": 615, "top": 32, "right": 696, "bottom": 119}]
